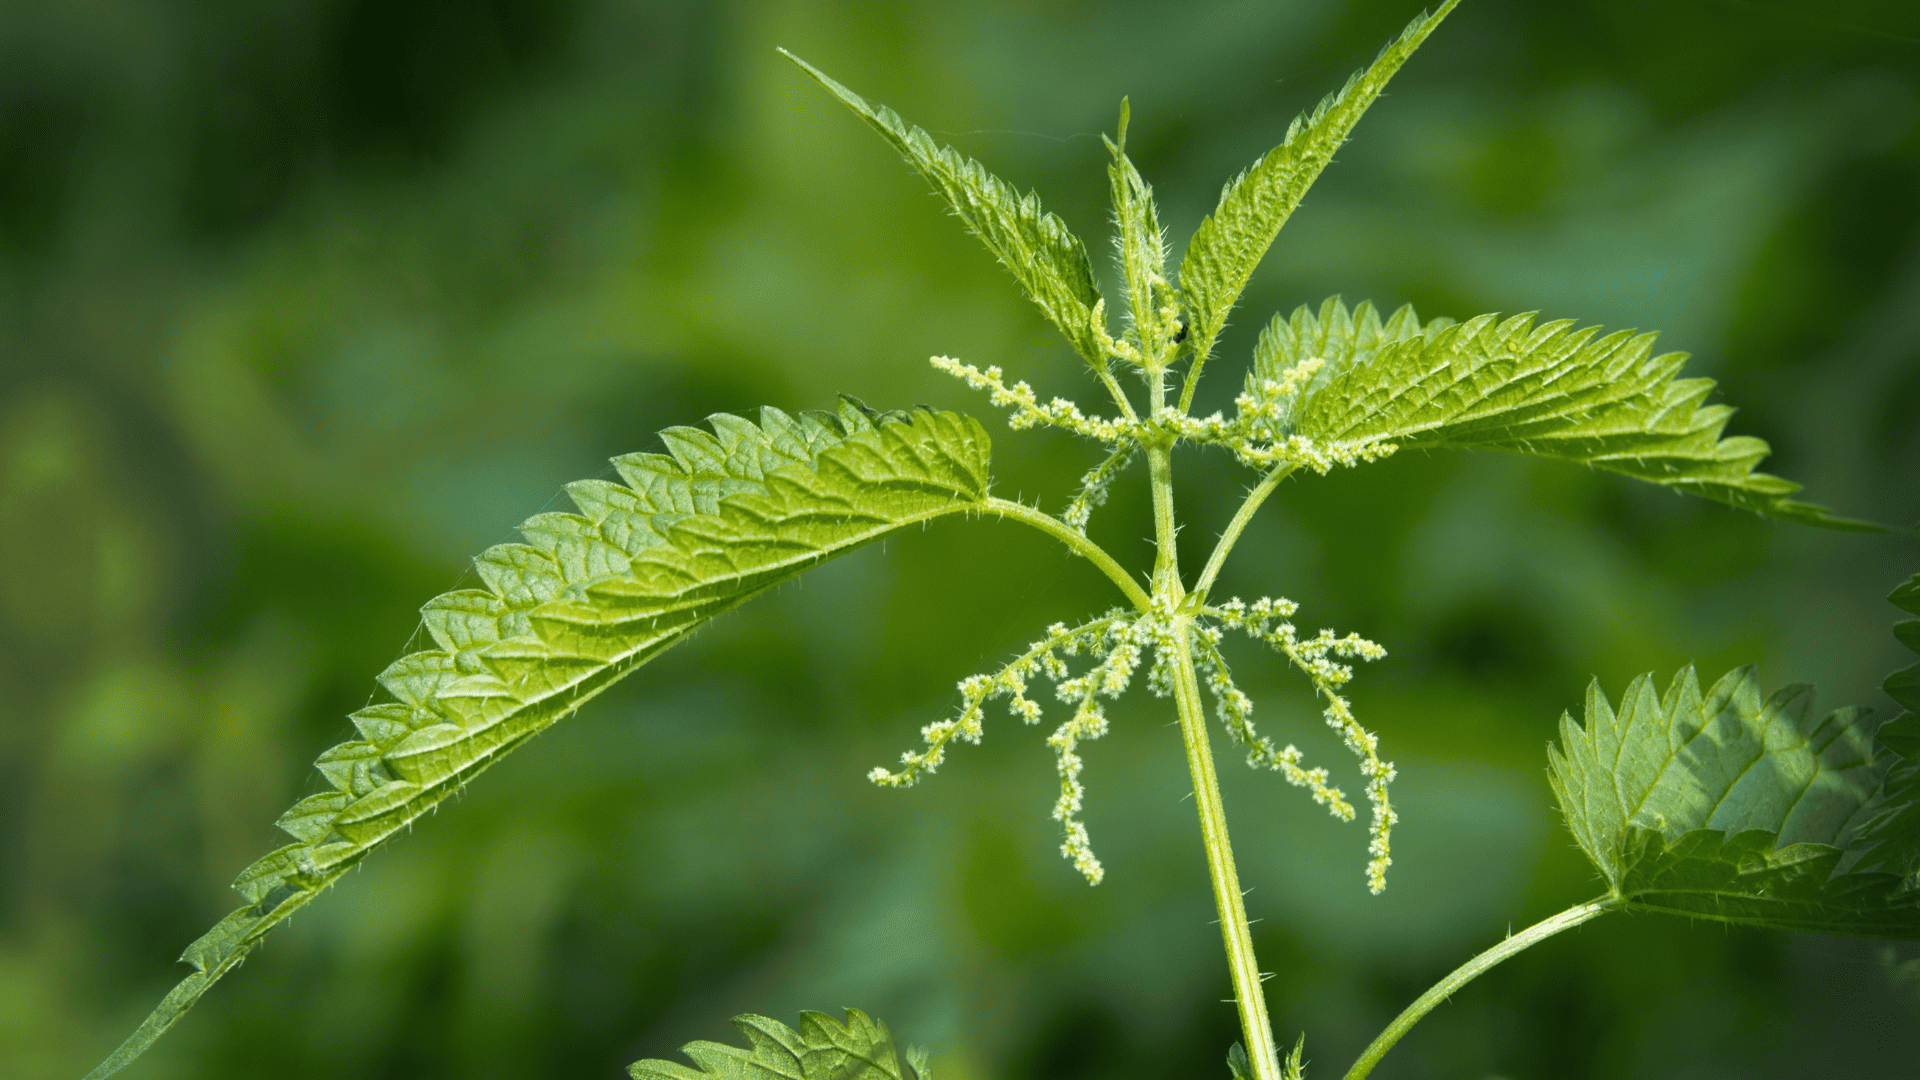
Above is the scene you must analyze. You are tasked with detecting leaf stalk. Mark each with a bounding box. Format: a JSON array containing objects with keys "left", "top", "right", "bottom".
[
  {"left": 1342, "top": 897, "right": 1616, "bottom": 1080},
  {"left": 985, "top": 496, "right": 1152, "bottom": 610},
  {"left": 1193, "top": 462, "right": 1299, "bottom": 602}
]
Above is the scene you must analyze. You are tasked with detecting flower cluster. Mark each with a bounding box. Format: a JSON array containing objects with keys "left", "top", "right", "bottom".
[
  {"left": 1062, "top": 445, "right": 1138, "bottom": 535},
  {"left": 1146, "top": 357, "right": 1397, "bottom": 474},
  {"left": 1228, "top": 355, "right": 1401, "bottom": 472},
  {"left": 930, "top": 346, "right": 1391, "bottom": 539},
  {"left": 874, "top": 592, "right": 1398, "bottom": 894},
  {"left": 929, "top": 356, "right": 1140, "bottom": 443},
  {"left": 870, "top": 608, "right": 1171, "bottom": 884},
  {"left": 1190, "top": 620, "right": 1357, "bottom": 823},
  {"left": 1233, "top": 354, "right": 1326, "bottom": 431},
  {"left": 1208, "top": 597, "right": 1397, "bottom": 894}
]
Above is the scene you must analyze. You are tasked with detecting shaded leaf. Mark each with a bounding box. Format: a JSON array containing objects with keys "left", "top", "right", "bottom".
[
  {"left": 1614, "top": 829, "right": 1919, "bottom": 939},
  {"left": 629, "top": 1009, "right": 926, "bottom": 1080},
  {"left": 1548, "top": 666, "right": 1920, "bottom": 939},
  {"left": 1226, "top": 1042, "right": 1252, "bottom": 1080},
  {"left": 1223, "top": 1035, "right": 1304, "bottom": 1080},
  {"left": 1856, "top": 574, "right": 1920, "bottom": 873}
]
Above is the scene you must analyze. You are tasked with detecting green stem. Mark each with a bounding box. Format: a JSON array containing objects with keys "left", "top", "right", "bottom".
[
  {"left": 1096, "top": 365, "right": 1141, "bottom": 426},
  {"left": 1191, "top": 463, "right": 1298, "bottom": 602},
  {"left": 1146, "top": 414, "right": 1282, "bottom": 1080},
  {"left": 1343, "top": 897, "right": 1616, "bottom": 1080},
  {"left": 1169, "top": 617, "right": 1284, "bottom": 1080},
  {"left": 1143, "top": 333, "right": 1185, "bottom": 599},
  {"left": 1147, "top": 445, "right": 1181, "bottom": 597},
  {"left": 985, "top": 496, "right": 1152, "bottom": 611},
  {"left": 1176, "top": 339, "right": 1208, "bottom": 416},
  {"left": 1088, "top": 300, "right": 1143, "bottom": 426}
]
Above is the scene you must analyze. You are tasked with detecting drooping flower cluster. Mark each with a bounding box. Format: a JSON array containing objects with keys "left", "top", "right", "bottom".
[
  {"left": 929, "top": 357, "right": 1141, "bottom": 443},
  {"left": 873, "top": 595, "right": 1397, "bottom": 893},
  {"left": 1208, "top": 597, "right": 1397, "bottom": 894},
  {"left": 1190, "top": 618, "right": 1357, "bottom": 823},
  {"left": 1061, "top": 445, "right": 1137, "bottom": 535},
  {"left": 870, "top": 607, "right": 1170, "bottom": 884}
]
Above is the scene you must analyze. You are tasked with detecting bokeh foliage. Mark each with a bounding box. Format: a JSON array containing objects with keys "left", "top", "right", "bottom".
[{"left": 4, "top": 1, "right": 1918, "bottom": 1078}]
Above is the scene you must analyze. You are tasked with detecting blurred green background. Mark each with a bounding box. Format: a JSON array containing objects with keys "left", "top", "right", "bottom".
[{"left": 5, "top": 0, "right": 1919, "bottom": 1077}]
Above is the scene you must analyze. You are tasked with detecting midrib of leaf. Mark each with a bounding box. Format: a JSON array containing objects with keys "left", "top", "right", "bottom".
[{"left": 86, "top": 404, "right": 993, "bottom": 1080}]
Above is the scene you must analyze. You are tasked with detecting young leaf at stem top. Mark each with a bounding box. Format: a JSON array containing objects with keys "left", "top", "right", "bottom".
[
  {"left": 1104, "top": 100, "right": 1177, "bottom": 371},
  {"left": 781, "top": 50, "right": 1110, "bottom": 371},
  {"left": 1548, "top": 665, "right": 1920, "bottom": 939},
  {"left": 1176, "top": 0, "right": 1459, "bottom": 407}
]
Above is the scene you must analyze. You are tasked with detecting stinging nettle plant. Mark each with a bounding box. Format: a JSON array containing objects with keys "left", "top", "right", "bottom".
[{"left": 88, "top": 2, "right": 1920, "bottom": 1078}]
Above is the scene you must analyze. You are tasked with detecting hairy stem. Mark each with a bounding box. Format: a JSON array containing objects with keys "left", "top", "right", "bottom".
[
  {"left": 985, "top": 496, "right": 1152, "bottom": 610},
  {"left": 1343, "top": 898, "right": 1617, "bottom": 1080},
  {"left": 1095, "top": 363, "right": 1142, "bottom": 427},
  {"left": 1148, "top": 382, "right": 1282, "bottom": 1078},
  {"left": 1170, "top": 617, "right": 1284, "bottom": 1080},
  {"left": 1147, "top": 445, "right": 1182, "bottom": 597},
  {"left": 1175, "top": 343, "right": 1207, "bottom": 417},
  {"left": 1144, "top": 337, "right": 1186, "bottom": 599},
  {"left": 1192, "top": 463, "right": 1298, "bottom": 602}
]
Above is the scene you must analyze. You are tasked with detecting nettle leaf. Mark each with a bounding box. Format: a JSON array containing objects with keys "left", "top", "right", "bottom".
[
  {"left": 1177, "top": 0, "right": 1457, "bottom": 367},
  {"left": 783, "top": 50, "right": 1106, "bottom": 367},
  {"left": 1548, "top": 665, "right": 1920, "bottom": 939},
  {"left": 1247, "top": 296, "right": 1878, "bottom": 530},
  {"left": 1858, "top": 574, "right": 1920, "bottom": 870},
  {"left": 629, "top": 1009, "right": 927, "bottom": 1080},
  {"left": 1104, "top": 101, "right": 1172, "bottom": 352},
  {"left": 87, "top": 404, "right": 992, "bottom": 1079}
]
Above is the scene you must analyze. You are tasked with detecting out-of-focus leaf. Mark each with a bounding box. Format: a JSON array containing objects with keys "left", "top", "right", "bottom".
[
  {"left": 629, "top": 1009, "right": 927, "bottom": 1080},
  {"left": 1857, "top": 574, "right": 1920, "bottom": 871}
]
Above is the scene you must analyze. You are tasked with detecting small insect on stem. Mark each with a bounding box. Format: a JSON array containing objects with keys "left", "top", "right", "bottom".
[{"left": 1171, "top": 317, "right": 1189, "bottom": 345}]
